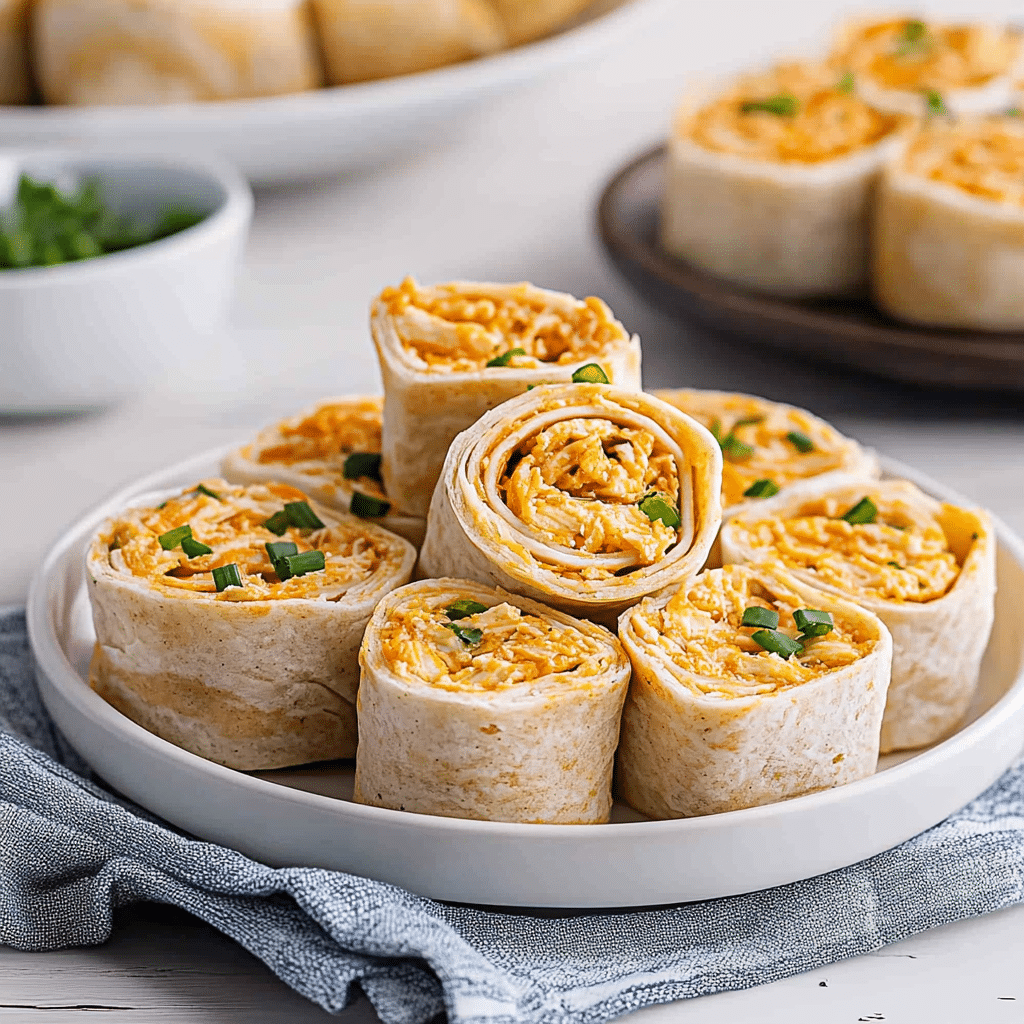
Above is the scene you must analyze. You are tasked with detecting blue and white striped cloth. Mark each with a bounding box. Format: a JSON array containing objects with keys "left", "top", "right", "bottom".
[{"left": 2, "top": 608, "right": 1023, "bottom": 1024}]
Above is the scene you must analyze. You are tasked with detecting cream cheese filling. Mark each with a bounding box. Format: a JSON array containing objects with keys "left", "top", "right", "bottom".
[
  {"left": 379, "top": 277, "right": 629, "bottom": 373},
  {"left": 104, "top": 479, "right": 398, "bottom": 602},
  {"left": 378, "top": 595, "right": 612, "bottom": 691},
  {"left": 630, "top": 566, "right": 874, "bottom": 697},
  {"left": 728, "top": 491, "right": 961, "bottom": 604}
]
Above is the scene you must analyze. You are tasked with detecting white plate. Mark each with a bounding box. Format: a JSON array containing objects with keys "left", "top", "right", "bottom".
[
  {"left": 0, "top": 0, "right": 666, "bottom": 185},
  {"left": 27, "top": 449, "right": 1024, "bottom": 908}
]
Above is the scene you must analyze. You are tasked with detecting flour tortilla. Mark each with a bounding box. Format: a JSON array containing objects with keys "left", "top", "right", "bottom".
[
  {"left": 354, "top": 578, "right": 630, "bottom": 823},
  {"left": 616, "top": 565, "right": 891, "bottom": 818},
  {"left": 720, "top": 475, "right": 996, "bottom": 752}
]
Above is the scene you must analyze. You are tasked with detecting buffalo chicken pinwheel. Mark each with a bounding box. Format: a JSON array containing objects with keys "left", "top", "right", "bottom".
[
  {"left": 418, "top": 384, "right": 722, "bottom": 627},
  {"left": 616, "top": 565, "right": 892, "bottom": 818},
  {"left": 86, "top": 479, "right": 416, "bottom": 770},
  {"left": 372, "top": 278, "right": 642, "bottom": 517},
  {"left": 654, "top": 388, "right": 878, "bottom": 514},
  {"left": 721, "top": 477, "right": 995, "bottom": 752},
  {"left": 222, "top": 396, "right": 425, "bottom": 548},
  {"left": 354, "top": 578, "right": 630, "bottom": 823}
]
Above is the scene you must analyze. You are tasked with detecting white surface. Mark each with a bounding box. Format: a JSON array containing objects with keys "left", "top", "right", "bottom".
[
  {"left": 3, "top": 0, "right": 1024, "bottom": 1018},
  {"left": 0, "top": 151, "right": 252, "bottom": 411},
  {"left": 0, "top": 0, "right": 668, "bottom": 185},
  {"left": 28, "top": 452, "right": 1024, "bottom": 908}
]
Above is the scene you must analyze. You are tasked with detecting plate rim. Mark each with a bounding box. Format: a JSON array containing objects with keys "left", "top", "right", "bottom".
[{"left": 26, "top": 443, "right": 1024, "bottom": 843}]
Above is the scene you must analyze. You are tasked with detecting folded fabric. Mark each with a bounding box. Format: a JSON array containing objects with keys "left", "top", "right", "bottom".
[{"left": 1, "top": 607, "right": 1023, "bottom": 1024}]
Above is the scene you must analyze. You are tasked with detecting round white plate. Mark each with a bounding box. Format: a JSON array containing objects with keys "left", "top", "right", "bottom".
[
  {"left": 27, "top": 449, "right": 1024, "bottom": 908},
  {"left": 0, "top": 0, "right": 666, "bottom": 185}
]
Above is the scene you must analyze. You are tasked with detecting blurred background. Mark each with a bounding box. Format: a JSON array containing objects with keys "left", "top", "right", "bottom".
[{"left": 2, "top": 0, "right": 1023, "bottom": 601}]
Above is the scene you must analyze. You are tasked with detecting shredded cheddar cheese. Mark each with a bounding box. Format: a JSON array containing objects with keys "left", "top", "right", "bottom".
[
  {"left": 902, "top": 117, "right": 1024, "bottom": 205},
  {"left": 685, "top": 61, "right": 900, "bottom": 163},
  {"left": 378, "top": 595, "right": 611, "bottom": 691},
  {"left": 379, "top": 277, "right": 628, "bottom": 372},
  {"left": 729, "top": 491, "right": 961, "bottom": 604},
  {"left": 630, "top": 566, "right": 874, "bottom": 696},
  {"left": 104, "top": 479, "right": 400, "bottom": 602},
  {"left": 498, "top": 416, "right": 681, "bottom": 576},
  {"left": 657, "top": 391, "right": 855, "bottom": 508},
  {"left": 836, "top": 19, "right": 1019, "bottom": 93}
]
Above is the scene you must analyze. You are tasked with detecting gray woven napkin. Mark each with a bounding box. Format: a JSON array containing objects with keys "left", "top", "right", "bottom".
[{"left": 2, "top": 608, "right": 1023, "bottom": 1024}]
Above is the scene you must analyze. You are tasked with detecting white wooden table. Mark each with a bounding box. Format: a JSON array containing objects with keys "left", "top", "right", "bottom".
[{"left": 3, "top": 0, "right": 1024, "bottom": 1019}]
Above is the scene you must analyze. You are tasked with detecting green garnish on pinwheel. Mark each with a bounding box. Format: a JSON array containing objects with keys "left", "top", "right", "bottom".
[
  {"left": 751, "top": 629, "right": 804, "bottom": 659},
  {"left": 741, "top": 94, "right": 798, "bottom": 117},
  {"left": 444, "top": 623, "right": 483, "bottom": 645},
  {"left": 786, "top": 431, "right": 814, "bottom": 453},
  {"left": 158, "top": 525, "right": 192, "bottom": 551},
  {"left": 445, "top": 600, "right": 488, "bottom": 620},
  {"left": 793, "top": 608, "right": 833, "bottom": 639},
  {"left": 638, "top": 492, "right": 681, "bottom": 529},
  {"left": 181, "top": 536, "right": 213, "bottom": 558},
  {"left": 743, "top": 479, "right": 780, "bottom": 499},
  {"left": 275, "top": 549, "right": 326, "bottom": 581},
  {"left": 350, "top": 492, "right": 391, "bottom": 518},
  {"left": 343, "top": 452, "right": 383, "bottom": 482},
  {"left": 841, "top": 497, "right": 878, "bottom": 525},
  {"left": 213, "top": 563, "right": 243, "bottom": 592},
  {"left": 571, "top": 363, "right": 610, "bottom": 384},
  {"left": 487, "top": 347, "right": 527, "bottom": 368},
  {"left": 741, "top": 606, "right": 779, "bottom": 630}
]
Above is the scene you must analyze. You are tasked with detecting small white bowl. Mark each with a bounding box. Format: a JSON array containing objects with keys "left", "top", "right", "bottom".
[{"left": 0, "top": 151, "right": 253, "bottom": 413}]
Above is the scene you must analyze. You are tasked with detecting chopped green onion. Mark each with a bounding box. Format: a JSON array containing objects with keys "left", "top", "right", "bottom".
[
  {"left": 741, "top": 606, "right": 779, "bottom": 630},
  {"left": 1008, "top": 107, "right": 1021, "bottom": 117},
  {"left": 445, "top": 599, "right": 488, "bottom": 620},
  {"left": 924, "top": 90, "right": 947, "bottom": 116},
  {"left": 901, "top": 19, "right": 926, "bottom": 43},
  {"left": 487, "top": 347, "right": 526, "bottom": 368},
  {"left": 571, "top": 363, "right": 610, "bottom": 385},
  {"left": 213, "top": 563, "right": 243, "bottom": 591},
  {"left": 285, "top": 501, "right": 325, "bottom": 530},
  {"left": 181, "top": 536, "right": 213, "bottom": 558},
  {"left": 793, "top": 608, "right": 833, "bottom": 637},
  {"left": 638, "top": 492, "right": 681, "bottom": 529},
  {"left": 743, "top": 478, "right": 780, "bottom": 499},
  {"left": 158, "top": 525, "right": 192, "bottom": 550},
  {"left": 741, "top": 94, "right": 798, "bottom": 117},
  {"left": 786, "top": 431, "right": 814, "bottom": 453},
  {"left": 275, "top": 549, "right": 326, "bottom": 581},
  {"left": 732, "top": 416, "right": 764, "bottom": 429},
  {"left": 751, "top": 629, "right": 804, "bottom": 659},
  {"left": 263, "top": 510, "right": 291, "bottom": 536},
  {"left": 841, "top": 497, "right": 878, "bottom": 525},
  {"left": 722, "top": 437, "right": 754, "bottom": 461},
  {"left": 837, "top": 70, "right": 855, "bottom": 94},
  {"left": 444, "top": 622, "right": 483, "bottom": 645},
  {"left": 195, "top": 483, "right": 221, "bottom": 500},
  {"left": 350, "top": 492, "right": 391, "bottom": 518},
  {"left": 343, "top": 452, "right": 383, "bottom": 481},
  {"left": 887, "top": 561, "right": 903, "bottom": 569},
  {"left": 266, "top": 541, "right": 298, "bottom": 564}
]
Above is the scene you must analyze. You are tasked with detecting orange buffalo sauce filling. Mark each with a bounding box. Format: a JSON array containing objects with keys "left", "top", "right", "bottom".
[
  {"left": 902, "top": 118, "right": 1024, "bottom": 206},
  {"left": 728, "top": 491, "right": 961, "bottom": 605},
  {"left": 836, "top": 19, "right": 1019, "bottom": 93},
  {"left": 684, "top": 61, "right": 900, "bottom": 163},
  {"left": 102, "top": 479, "right": 399, "bottom": 602},
  {"left": 656, "top": 390, "right": 859, "bottom": 509},
  {"left": 378, "top": 277, "right": 628, "bottom": 373},
  {"left": 378, "top": 594, "right": 612, "bottom": 691},
  {"left": 629, "top": 565, "right": 875, "bottom": 696}
]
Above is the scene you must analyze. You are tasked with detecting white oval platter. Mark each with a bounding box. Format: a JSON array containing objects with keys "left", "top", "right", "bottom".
[
  {"left": 0, "top": 0, "right": 667, "bottom": 186},
  {"left": 27, "top": 448, "right": 1024, "bottom": 908}
]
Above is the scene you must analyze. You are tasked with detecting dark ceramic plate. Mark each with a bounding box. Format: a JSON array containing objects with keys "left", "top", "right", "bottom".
[{"left": 597, "top": 144, "right": 1024, "bottom": 394}]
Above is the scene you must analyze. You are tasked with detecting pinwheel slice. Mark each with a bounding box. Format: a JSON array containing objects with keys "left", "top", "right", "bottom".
[
  {"left": 311, "top": 0, "right": 506, "bottom": 84},
  {"left": 354, "top": 578, "right": 630, "bottom": 823},
  {"left": 486, "top": 0, "right": 595, "bottom": 45},
  {"left": 831, "top": 17, "right": 1022, "bottom": 117},
  {"left": 86, "top": 478, "right": 416, "bottom": 770},
  {"left": 372, "top": 278, "right": 642, "bottom": 517},
  {"left": 418, "top": 383, "right": 722, "bottom": 627},
  {"left": 0, "top": 0, "right": 31, "bottom": 103},
  {"left": 32, "top": 0, "right": 322, "bottom": 105},
  {"left": 222, "top": 396, "right": 425, "bottom": 548},
  {"left": 873, "top": 117, "right": 1024, "bottom": 330},
  {"left": 661, "top": 60, "right": 904, "bottom": 298},
  {"left": 721, "top": 476, "right": 996, "bottom": 752},
  {"left": 654, "top": 388, "right": 879, "bottom": 514},
  {"left": 616, "top": 564, "right": 892, "bottom": 818}
]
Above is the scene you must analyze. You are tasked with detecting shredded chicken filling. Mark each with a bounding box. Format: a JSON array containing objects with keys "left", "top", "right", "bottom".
[
  {"left": 630, "top": 566, "right": 874, "bottom": 696},
  {"left": 105, "top": 479, "right": 397, "bottom": 601},
  {"left": 837, "top": 19, "right": 1019, "bottom": 92},
  {"left": 903, "top": 119, "right": 1024, "bottom": 205},
  {"left": 379, "top": 597, "right": 611, "bottom": 691},
  {"left": 493, "top": 415, "right": 683, "bottom": 577},
  {"left": 686, "top": 61, "right": 899, "bottom": 163},
  {"left": 730, "top": 493, "right": 961, "bottom": 604},
  {"left": 380, "top": 277, "right": 628, "bottom": 372},
  {"left": 250, "top": 398, "right": 387, "bottom": 500}
]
